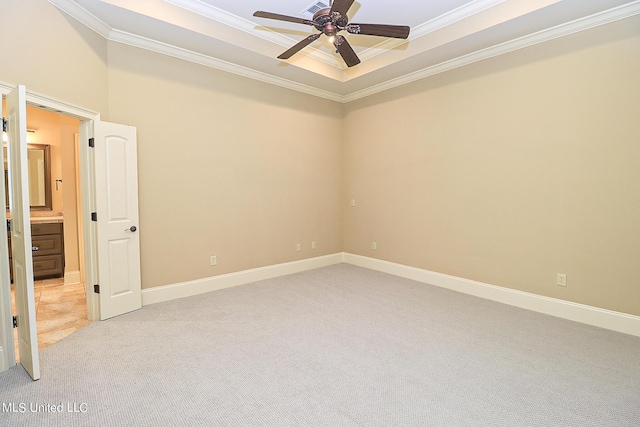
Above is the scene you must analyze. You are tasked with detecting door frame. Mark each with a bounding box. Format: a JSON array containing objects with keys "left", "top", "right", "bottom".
[{"left": 0, "top": 81, "right": 102, "bottom": 370}]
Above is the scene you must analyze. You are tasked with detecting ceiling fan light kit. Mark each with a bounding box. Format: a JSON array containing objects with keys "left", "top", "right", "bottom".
[{"left": 254, "top": 0, "right": 410, "bottom": 67}]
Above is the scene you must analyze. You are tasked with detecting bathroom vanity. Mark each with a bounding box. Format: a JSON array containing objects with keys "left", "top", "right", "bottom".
[
  {"left": 8, "top": 218, "right": 65, "bottom": 281},
  {"left": 5, "top": 143, "right": 64, "bottom": 281}
]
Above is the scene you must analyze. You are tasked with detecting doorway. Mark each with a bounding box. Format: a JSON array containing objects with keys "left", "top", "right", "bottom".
[
  {"left": 1, "top": 83, "right": 142, "bottom": 377},
  {"left": 0, "top": 85, "right": 101, "bottom": 376},
  {"left": 3, "top": 101, "right": 90, "bottom": 356}
]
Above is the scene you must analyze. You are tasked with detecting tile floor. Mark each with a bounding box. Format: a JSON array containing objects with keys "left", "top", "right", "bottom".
[{"left": 12, "top": 278, "right": 91, "bottom": 359}]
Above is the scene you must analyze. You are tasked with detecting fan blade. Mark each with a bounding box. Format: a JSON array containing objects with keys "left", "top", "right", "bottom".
[
  {"left": 334, "top": 35, "right": 360, "bottom": 67},
  {"left": 347, "top": 23, "right": 410, "bottom": 39},
  {"left": 253, "top": 11, "right": 313, "bottom": 26},
  {"left": 278, "top": 33, "right": 322, "bottom": 59},
  {"left": 330, "top": 0, "right": 355, "bottom": 17}
]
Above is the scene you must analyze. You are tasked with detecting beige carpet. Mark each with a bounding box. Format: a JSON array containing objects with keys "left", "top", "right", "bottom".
[{"left": 1, "top": 264, "right": 639, "bottom": 426}]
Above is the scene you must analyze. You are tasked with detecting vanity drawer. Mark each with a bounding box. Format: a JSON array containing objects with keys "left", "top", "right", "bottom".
[
  {"left": 7, "top": 220, "right": 65, "bottom": 281},
  {"left": 31, "top": 234, "right": 63, "bottom": 257},
  {"left": 31, "top": 222, "right": 62, "bottom": 236},
  {"left": 32, "top": 255, "right": 64, "bottom": 279}
]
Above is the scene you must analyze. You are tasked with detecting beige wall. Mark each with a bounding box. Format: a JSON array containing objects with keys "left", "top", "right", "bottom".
[
  {"left": 0, "top": 0, "right": 109, "bottom": 115},
  {"left": 106, "top": 43, "right": 344, "bottom": 288},
  {"left": 1, "top": 0, "right": 104, "bottom": 278},
  {"left": 2, "top": 0, "right": 638, "bottom": 316},
  {"left": 1, "top": 0, "right": 344, "bottom": 290},
  {"left": 343, "top": 17, "right": 640, "bottom": 316}
]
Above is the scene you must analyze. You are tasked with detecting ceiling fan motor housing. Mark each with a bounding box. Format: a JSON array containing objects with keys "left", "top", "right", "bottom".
[{"left": 313, "top": 8, "right": 348, "bottom": 37}]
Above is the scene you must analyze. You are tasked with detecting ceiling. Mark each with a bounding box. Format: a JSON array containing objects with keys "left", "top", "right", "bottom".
[{"left": 49, "top": 0, "right": 640, "bottom": 102}]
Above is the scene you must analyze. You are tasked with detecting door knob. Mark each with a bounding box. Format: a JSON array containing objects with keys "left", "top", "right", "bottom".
[{"left": 125, "top": 226, "right": 137, "bottom": 232}]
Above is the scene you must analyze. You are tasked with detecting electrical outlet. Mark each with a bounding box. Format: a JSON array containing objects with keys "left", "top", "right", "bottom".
[
  {"left": 311, "top": 241, "right": 316, "bottom": 250},
  {"left": 210, "top": 256, "right": 217, "bottom": 266},
  {"left": 296, "top": 243, "right": 301, "bottom": 252},
  {"left": 351, "top": 199, "right": 356, "bottom": 207},
  {"left": 557, "top": 273, "right": 567, "bottom": 287},
  {"left": 372, "top": 241, "right": 377, "bottom": 250}
]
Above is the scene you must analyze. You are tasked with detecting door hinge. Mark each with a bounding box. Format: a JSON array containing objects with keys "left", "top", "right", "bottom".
[
  {"left": 91, "top": 212, "right": 98, "bottom": 222},
  {"left": 88, "top": 137, "right": 95, "bottom": 147},
  {"left": 6, "top": 219, "right": 11, "bottom": 232},
  {"left": 13, "top": 316, "right": 18, "bottom": 328},
  {"left": 2, "top": 118, "right": 6, "bottom": 133},
  {"left": 94, "top": 284, "right": 100, "bottom": 294}
]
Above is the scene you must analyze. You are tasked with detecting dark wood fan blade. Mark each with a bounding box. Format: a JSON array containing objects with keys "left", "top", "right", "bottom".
[
  {"left": 253, "top": 11, "right": 313, "bottom": 26},
  {"left": 347, "top": 23, "right": 410, "bottom": 39},
  {"left": 278, "top": 33, "right": 322, "bottom": 59},
  {"left": 330, "top": 0, "right": 355, "bottom": 17},
  {"left": 334, "top": 35, "right": 360, "bottom": 67}
]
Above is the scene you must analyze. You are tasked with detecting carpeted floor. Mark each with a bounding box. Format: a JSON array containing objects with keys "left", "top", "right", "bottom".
[{"left": 1, "top": 264, "right": 639, "bottom": 426}]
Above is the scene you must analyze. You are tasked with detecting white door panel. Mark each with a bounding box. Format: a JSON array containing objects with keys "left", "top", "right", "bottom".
[
  {"left": 0, "top": 95, "right": 16, "bottom": 373},
  {"left": 94, "top": 121, "right": 141, "bottom": 320},
  {"left": 7, "top": 85, "right": 39, "bottom": 380}
]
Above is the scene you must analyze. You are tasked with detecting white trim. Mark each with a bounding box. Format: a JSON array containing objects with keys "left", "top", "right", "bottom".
[
  {"left": 163, "top": 0, "right": 341, "bottom": 68},
  {"left": 343, "top": 253, "right": 640, "bottom": 337},
  {"left": 1, "top": 84, "right": 101, "bottom": 370},
  {"left": 412, "top": 0, "right": 507, "bottom": 37},
  {"left": 108, "top": 29, "right": 345, "bottom": 102},
  {"left": 163, "top": 0, "right": 506, "bottom": 68},
  {"left": 73, "top": 133, "right": 86, "bottom": 296},
  {"left": 78, "top": 120, "right": 99, "bottom": 321},
  {"left": 64, "top": 270, "right": 81, "bottom": 285},
  {"left": 0, "top": 81, "right": 100, "bottom": 120},
  {"left": 46, "top": 0, "right": 111, "bottom": 38},
  {"left": 142, "top": 251, "right": 639, "bottom": 337},
  {"left": 47, "top": 1, "right": 640, "bottom": 103},
  {"left": 358, "top": 0, "right": 506, "bottom": 63},
  {"left": 344, "top": 1, "right": 640, "bottom": 102},
  {"left": 142, "top": 253, "right": 344, "bottom": 305},
  {"left": 2, "top": 82, "right": 100, "bottom": 321}
]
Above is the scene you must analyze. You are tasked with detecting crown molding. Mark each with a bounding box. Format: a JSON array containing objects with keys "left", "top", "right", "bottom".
[
  {"left": 358, "top": 0, "right": 506, "bottom": 63},
  {"left": 109, "top": 29, "right": 344, "bottom": 102},
  {"left": 163, "top": 0, "right": 505, "bottom": 68},
  {"left": 48, "top": 0, "right": 640, "bottom": 104},
  {"left": 344, "top": 1, "right": 640, "bottom": 103},
  {"left": 163, "top": 0, "right": 343, "bottom": 69},
  {"left": 412, "top": 0, "right": 508, "bottom": 37},
  {"left": 48, "top": 0, "right": 111, "bottom": 37}
]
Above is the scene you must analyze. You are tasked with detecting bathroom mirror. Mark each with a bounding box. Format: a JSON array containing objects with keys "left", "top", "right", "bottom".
[{"left": 4, "top": 143, "right": 52, "bottom": 211}]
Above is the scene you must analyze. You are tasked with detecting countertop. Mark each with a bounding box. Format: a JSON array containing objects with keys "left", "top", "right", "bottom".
[
  {"left": 30, "top": 216, "right": 64, "bottom": 223},
  {"left": 5, "top": 211, "right": 64, "bottom": 223}
]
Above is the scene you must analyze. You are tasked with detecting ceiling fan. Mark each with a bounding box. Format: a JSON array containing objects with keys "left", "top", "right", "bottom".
[{"left": 253, "top": 0, "right": 410, "bottom": 67}]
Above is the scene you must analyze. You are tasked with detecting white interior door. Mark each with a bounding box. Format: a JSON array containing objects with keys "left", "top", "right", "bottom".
[
  {"left": 94, "top": 121, "right": 141, "bottom": 320},
  {"left": 7, "top": 85, "right": 39, "bottom": 380},
  {"left": 0, "top": 97, "right": 17, "bottom": 373}
]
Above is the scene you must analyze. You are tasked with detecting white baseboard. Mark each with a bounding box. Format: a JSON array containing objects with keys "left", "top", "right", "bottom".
[
  {"left": 141, "top": 252, "right": 640, "bottom": 337},
  {"left": 64, "top": 270, "right": 81, "bottom": 285},
  {"left": 343, "top": 253, "right": 640, "bottom": 337},
  {"left": 142, "top": 253, "right": 344, "bottom": 306}
]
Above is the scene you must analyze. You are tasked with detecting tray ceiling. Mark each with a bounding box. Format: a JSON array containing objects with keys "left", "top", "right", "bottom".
[{"left": 49, "top": 0, "right": 640, "bottom": 102}]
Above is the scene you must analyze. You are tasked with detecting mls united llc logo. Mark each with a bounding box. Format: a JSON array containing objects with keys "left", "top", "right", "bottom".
[{"left": 2, "top": 402, "right": 88, "bottom": 413}]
